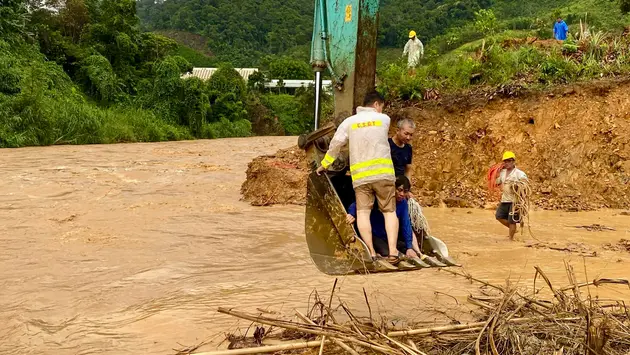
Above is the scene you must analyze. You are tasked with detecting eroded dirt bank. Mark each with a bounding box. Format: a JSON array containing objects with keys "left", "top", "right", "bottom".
[
  {"left": 242, "top": 80, "right": 630, "bottom": 210},
  {"left": 1, "top": 138, "right": 629, "bottom": 355}
]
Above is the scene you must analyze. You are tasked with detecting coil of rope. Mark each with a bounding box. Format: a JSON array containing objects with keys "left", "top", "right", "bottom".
[
  {"left": 509, "top": 179, "right": 534, "bottom": 237},
  {"left": 486, "top": 162, "right": 504, "bottom": 200},
  {"left": 408, "top": 197, "right": 431, "bottom": 236}
]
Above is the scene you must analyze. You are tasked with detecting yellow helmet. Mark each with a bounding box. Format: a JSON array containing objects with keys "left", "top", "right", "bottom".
[
  {"left": 502, "top": 151, "right": 516, "bottom": 161},
  {"left": 409, "top": 30, "right": 416, "bottom": 38}
]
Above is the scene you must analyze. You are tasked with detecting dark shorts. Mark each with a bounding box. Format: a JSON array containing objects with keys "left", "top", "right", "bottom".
[
  {"left": 496, "top": 202, "right": 519, "bottom": 224},
  {"left": 372, "top": 237, "right": 408, "bottom": 257}
]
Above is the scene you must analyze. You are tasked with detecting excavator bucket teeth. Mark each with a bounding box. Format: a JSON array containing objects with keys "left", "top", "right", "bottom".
[
  {"left": 423, "top": 256, "right": 447, "bottom": 268},
  {"left": 437, "top": 255, "right": 460, "bottom": 267},
  {"left": 422, "top": 236, "right": 460, "bottom": 267},
  {"left": 397, "top": 260, "right": 417, "bottom": 270},
  {"left": 373, "top": 259, "right": 399, "bottom": 271},
  {"left": 408, "top": 257, "right": 431, "bottom": 268}
]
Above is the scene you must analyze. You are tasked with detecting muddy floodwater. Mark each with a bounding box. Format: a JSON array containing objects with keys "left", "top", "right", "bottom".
[{"left": 1, "top": 137, "right": 629, "bottom": 354}]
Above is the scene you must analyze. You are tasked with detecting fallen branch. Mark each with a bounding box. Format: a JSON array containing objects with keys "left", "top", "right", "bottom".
[
  {"left": 295, "top": 310, "right": 360, "bottom": 355},
  {"left": 191, "top": 340, "right": 324, "bottom": 355},
  {"left": 559, "top": 278, "right": 630, "bottom": 292},
  {"left": 218, "top": 308, "right": 398, "bottom": 355},
  {"left": 205, "top": 265, "right": 630, "bottom": 355}
]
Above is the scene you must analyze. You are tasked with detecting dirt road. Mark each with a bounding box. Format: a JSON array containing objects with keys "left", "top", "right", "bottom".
[{"left": 1, "top": 137, "right": 629, "bottom": 354}]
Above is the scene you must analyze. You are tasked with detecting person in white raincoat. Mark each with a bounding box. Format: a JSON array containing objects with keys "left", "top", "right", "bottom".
[{"left": 403, "top": 30, "right": 424, "bottom": 68}]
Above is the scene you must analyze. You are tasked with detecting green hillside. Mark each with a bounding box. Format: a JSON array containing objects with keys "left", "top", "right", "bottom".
[
  {"left": 0, "top": 0, "right": 285, "bottom": 147},
  {"left": 137, "top": 0, "right": 630, "bottom": 67},
  {"left": 2, "top": 0, "right": 630, "bottom": 148}
]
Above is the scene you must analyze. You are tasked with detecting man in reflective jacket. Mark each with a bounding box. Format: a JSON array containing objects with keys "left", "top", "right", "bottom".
[{"left": 316, "top": 90, "right": 399, "bottom": 264}]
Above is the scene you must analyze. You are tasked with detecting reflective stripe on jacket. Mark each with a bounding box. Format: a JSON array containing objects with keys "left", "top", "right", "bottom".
[{"left": 320, "top": 107, "right": 395, "bottom": 188}]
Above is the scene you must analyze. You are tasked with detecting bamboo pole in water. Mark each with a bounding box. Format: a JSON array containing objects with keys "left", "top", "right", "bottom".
[
  {"left": 295, "top": 309, "right": 361, "bottom": 355},
  {"left": 217, "top": 307, "right": 397, "bottom": 354},
  {"left": 387, "top": 316, "right": 581, "bottom": 337},
  {"left": 191, "top": 340, "right": 325, "bottom": 355}
]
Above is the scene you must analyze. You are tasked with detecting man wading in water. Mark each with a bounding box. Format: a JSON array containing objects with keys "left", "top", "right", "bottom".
[{"left": 495, "top": 151, "right": 528, "bottom": 240}]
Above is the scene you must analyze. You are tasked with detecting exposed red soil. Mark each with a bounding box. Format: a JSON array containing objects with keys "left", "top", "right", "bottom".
[
  {"left": 241, "top": 79, "right": 630, "bottom": 210},
  {"left": 240, "top": 146, "right": 308, "bottom": 206}
]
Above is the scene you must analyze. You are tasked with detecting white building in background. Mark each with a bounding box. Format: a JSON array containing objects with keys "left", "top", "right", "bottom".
[
  {"left": 181, "top": 67, "right": 332, "bottom": 91},
  {"left": 266, "top": 79, "right": 332, "bottom": 90},
  {"left": 182, "top": 68, "right": 259, "bottom": 81}
]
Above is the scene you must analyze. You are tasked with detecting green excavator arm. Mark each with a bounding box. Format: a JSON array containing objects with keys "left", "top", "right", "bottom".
[
  {"left": 300, "top": 0, "right": 457, "bottom": 275},
  {"left": 310, "top": 0, "right": 379, "bottom": 127}
]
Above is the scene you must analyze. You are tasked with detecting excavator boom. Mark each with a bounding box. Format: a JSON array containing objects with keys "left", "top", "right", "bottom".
[{"left": 310, "top": 0, "right": 379, "bottom": 127}]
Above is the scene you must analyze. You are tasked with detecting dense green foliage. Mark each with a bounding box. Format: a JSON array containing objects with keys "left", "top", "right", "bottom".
[
  {"left": 0, "top": 0, "right": 326, "bottom": 147},
  {"left": 137, "top": 0, "right": 313, "bottom": 66},
  {"left": 0, "top": 0, "right": 198, "bottom": 147},
  {"left": 0, "top": 38, "right": 191, "bottom": 147},
  {"left": 137, "top": 0, "right": 630, "bottom": 67},
  {"left": 260, "top": 87, "right": 333, "bottom": 136},
  {"left": 136, "top": 0, "right": 528, "bottom": 65},
  {"left": 4, "top": 0, "right": 630, "bottom": 148},
  {"left": 137, "top": 0, "right": 503, "bottom": 65},
  {"left": 378, "top": 29, "right": 630, "bottom": 102},
  {"left": 174, "top": 44, "right": 216, "bottom": 67}
]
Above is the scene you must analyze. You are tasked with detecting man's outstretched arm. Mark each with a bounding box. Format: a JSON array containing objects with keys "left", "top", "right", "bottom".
[{"left": 316, "top": 121, "right": 349, "bottom": 175}]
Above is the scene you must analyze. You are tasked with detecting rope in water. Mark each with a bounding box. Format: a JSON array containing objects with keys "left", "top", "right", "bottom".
[
  {"left": 509, "top": 179, "right": 535, "bottom": 237},
  {"left": 408, "top": 197, "right": 431, "bottom": 236}
]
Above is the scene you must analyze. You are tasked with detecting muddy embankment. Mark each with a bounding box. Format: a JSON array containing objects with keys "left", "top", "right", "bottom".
[{"left": 241, "top": 79, "right": 630, "bottom": 210}]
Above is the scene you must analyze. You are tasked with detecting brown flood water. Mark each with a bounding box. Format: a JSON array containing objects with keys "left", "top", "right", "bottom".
[{"left": 1, "top": 137, "right": 629, "bottom": 355}]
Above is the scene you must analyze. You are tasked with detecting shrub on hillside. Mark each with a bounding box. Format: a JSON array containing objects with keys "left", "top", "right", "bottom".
[
  {"left": 262, "top": 94, "right": 301, "bottom": 135},
  {"left": 174, "top": 44, "right": 215, "bottom": 67},
  {"left": 206, "top": 64, "right": 248, "bottom": 123},
  {"left": 77, "top": 54, "right": 122, "bottom": 104},
  {"left": 266, "top": 56, "right": 312, "bottom": 80},
  {"left": 203, "top": 118, "right": 252, "bottom": 138},
  {"left": 0, "top": 55, "right": 21, "bottom": 95}
]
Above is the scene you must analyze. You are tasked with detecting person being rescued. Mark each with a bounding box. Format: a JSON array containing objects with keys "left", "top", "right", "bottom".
[
  {"left": 386, "top": 119, "right": 445, "bottom": 266},
  {"left": 345, "top": 175, "right": 422, "bottom": 259}
]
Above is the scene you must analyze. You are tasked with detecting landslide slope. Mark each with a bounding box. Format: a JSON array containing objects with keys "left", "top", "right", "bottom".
[{"left": 242, "top": 79, "right": 630, "bottom": 210}]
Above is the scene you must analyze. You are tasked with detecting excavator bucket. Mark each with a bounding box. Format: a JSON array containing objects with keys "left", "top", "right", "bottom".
[
  {"left": 299, "top": 127, "right": 459, "bottom": 275},
  {"left": 302, "top": 0, "right": 458, "bottom": 274}
]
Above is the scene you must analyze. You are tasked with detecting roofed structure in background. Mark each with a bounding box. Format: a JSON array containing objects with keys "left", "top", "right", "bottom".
[
  {"left": 181, "top": 68, "right": 259, "bottom": 81},
  {"left": 181, "top": 68, "right": 333, "bottom": 91}
]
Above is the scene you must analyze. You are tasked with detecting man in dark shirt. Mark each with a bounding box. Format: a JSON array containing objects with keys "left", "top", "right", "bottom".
[{"left": 389, "top": 118, "right": 415, "bottom": 182}]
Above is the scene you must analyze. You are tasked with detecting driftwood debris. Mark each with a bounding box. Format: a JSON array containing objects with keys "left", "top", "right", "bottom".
[
  {"left": 188, "top": 265, "right": 630, "bottom": 355},
  {"left": 574, "top": 224, "right": 616, "bottom": 232}
]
